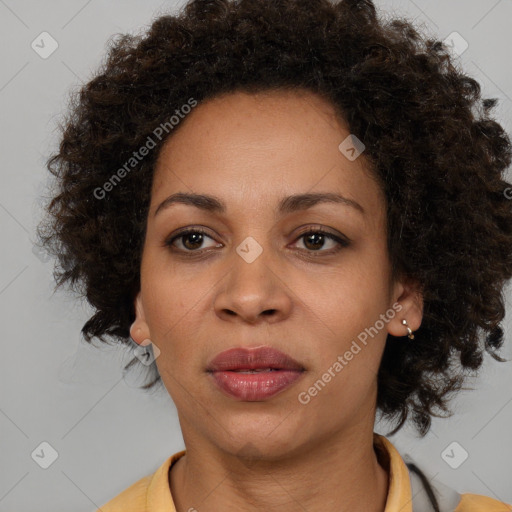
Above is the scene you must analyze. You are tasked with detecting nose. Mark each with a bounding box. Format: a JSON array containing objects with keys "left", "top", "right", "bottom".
[{"left": 213, "top": 242, "right": 293, "bottom": 324}]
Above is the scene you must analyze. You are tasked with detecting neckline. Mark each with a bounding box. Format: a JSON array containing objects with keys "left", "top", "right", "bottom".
[{"left": 165, "top": 434, "right": 400, "bottom": 510}]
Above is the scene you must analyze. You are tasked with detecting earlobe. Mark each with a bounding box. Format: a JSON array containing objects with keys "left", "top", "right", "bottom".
[
  {"left": 387, "top": 277, "right": 424, "bottom": 339},
  {"left": 129, "top": 291, "right": 152, "bottom": 346}
]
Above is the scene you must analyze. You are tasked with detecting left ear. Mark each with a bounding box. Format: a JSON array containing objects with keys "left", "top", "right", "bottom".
[{"left": 386, "top": 276, "right": 424, "bottom": 338}]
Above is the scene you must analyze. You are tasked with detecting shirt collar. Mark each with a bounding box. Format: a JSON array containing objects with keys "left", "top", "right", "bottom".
[{"left": 373, "top": 433, "right": 413, "bottom": 512}]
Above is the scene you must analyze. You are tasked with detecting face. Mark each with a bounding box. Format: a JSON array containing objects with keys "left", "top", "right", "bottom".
[{"left": 130, "top": 89, "right": 422, "bottom": 459}]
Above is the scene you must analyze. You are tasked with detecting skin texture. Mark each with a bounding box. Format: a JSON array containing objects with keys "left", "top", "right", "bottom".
[{"left": 129, "top": 89, "right": 423, "bottom": 512}]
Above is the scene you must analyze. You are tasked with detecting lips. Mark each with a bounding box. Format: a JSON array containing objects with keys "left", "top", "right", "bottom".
[
  {"left": 206, "top": 346, "right": 305, "bottom": 401},
  {"left": 207, "top": 346, "right": 305, "bottom": 372}
]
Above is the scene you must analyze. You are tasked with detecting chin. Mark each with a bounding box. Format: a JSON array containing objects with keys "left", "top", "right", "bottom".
[{"left": 218, "top": 422, "right": 304, "bottom": 459}]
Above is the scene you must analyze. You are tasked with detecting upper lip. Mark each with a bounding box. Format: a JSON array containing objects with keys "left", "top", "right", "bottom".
[{"left": 206, "top": 346, "right": 305, "bottom": 372}]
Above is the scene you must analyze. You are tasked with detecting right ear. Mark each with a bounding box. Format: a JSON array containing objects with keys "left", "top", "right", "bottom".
[{"left": 130, "top": 291, "right": 152, "bottom": 346}]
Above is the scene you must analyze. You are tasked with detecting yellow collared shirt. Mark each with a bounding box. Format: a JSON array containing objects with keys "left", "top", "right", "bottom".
[{"left": 97, "top": 434, "right": 512, "bottom": 511}]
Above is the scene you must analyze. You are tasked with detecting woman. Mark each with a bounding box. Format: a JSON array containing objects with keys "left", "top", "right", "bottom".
[{"left": 37, "top": 0, "right": 512, "bottom": 510}]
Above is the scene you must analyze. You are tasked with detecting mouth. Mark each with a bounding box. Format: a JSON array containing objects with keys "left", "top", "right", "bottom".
[{"left": 206, "top": 346, "right": 305, "bottom": 401}]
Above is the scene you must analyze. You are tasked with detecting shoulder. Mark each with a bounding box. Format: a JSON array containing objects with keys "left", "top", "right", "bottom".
[
  {"left": 386, "top": 432, "right": 512, "bottom": 512},
  {"left": 95, "top": 450, "right": 185, "bottom": 512},
  {"left": 455, "top": 493, "right": 512, "bottom": 512}
]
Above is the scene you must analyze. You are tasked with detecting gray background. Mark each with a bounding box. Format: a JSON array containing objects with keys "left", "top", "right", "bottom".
[{"left": 0, "top": 1, "right": 511, "bottom": 510}]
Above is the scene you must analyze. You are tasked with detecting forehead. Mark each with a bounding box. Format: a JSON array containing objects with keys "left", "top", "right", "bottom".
[{"left": 151, "top": 89, "right": 383, "bottom": 219}]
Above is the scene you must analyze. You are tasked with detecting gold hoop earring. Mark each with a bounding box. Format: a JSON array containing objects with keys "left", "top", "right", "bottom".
[{"left": 401, "top": 319, "right": 415, "bottom": 340}]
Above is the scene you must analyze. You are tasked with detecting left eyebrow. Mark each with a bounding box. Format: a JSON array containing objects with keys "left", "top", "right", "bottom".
[
  {"left": 153, "top": 191, "right": 365, "bottom": 217},
  {"left": 278, "top": 192, "right": 365, "bottom": 215}
]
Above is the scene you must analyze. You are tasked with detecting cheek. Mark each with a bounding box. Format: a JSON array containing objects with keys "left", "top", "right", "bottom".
[
  {"left": 296, "top": 244, "right": 391, "bottom": 382},
  {"left": 297, "top": 288, "right": 388, "bottom": 420},
  {"left": 144, "top": 279, "right": 203, "bottom": 403},
  {"left": 141, "top": 263, "right": 206, "bottom": 368},
  {"left": 300, "top": 244, "right": 391, "bottom": 332}
]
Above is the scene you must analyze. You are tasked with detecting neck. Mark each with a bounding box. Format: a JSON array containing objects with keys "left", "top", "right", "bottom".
[{"left": 169, "top": 427, "right": 389, "bottom": 512}]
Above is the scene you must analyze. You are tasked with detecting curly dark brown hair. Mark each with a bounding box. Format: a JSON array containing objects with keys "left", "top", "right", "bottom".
[{"left": 37, "top": 0, "right": 512, "bottom": 437}]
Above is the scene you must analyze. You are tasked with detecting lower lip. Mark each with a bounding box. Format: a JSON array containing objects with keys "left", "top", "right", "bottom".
[{"left": 209, "top": 370, "right": 304, "bottom": 401}]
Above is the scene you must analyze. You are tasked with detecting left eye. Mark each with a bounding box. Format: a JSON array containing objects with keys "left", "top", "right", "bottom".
[{"left": 293, "top": 230, "right": 347, "bottom": 252}]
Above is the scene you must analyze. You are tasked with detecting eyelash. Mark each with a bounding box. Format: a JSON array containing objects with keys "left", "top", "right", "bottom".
[{"left": 163, "top": 226, "right": 350, "bottom": 257}]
